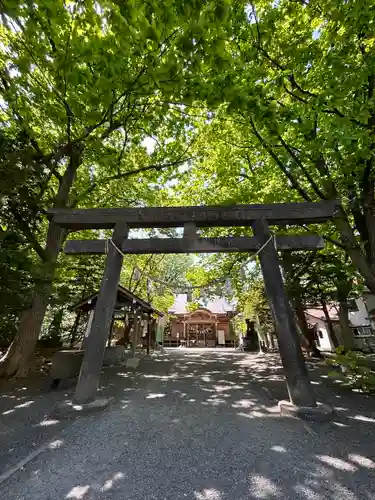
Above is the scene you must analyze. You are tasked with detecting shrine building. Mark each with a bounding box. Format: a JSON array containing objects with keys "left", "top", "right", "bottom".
[{"left": 166, "top": 294, "right": 237, "bottom": 347}]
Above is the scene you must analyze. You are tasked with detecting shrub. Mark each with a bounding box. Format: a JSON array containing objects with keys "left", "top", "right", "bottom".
[{"left": 326, "top": 346, "right": 375, "bottom": 393}]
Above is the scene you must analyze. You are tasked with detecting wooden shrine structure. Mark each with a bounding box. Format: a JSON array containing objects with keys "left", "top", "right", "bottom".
[
  {"left": 168, "top": 308, "right": 237, "bottom": 348},
  {"left": 48, "top": 200, "right": 338, "bottom": 408},
  {"left": 72, "top": 285, "right": 163, "bottom": 351}
]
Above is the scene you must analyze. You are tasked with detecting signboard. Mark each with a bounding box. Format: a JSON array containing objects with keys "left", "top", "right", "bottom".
[{"left": 218, "top": 330, "right": 225, "bottom": 345}]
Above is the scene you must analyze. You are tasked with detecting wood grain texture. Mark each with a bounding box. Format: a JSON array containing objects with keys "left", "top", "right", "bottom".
[
  {"left": 49, "top": 201, "right": 339, "bottom": 230},
  {"left": 63, "top": 234, "right": 324, "bottom": 255}
]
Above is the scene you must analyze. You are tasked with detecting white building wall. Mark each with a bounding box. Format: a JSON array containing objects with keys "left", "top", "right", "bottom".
[
  {"left": 348, "top": 298, "right": 370, "bottom": 327},
  {"left": 305, "top": 313, "right": 334, "bottom": 351},
  {"left": 364, "top": 294, "right": 375, "bottom": 331},
  {"left": 306, "top": 297, "right": 375, "bottom": 351},
  {"left": 364, "top": 294, "right": 375, "bottom": 314}
]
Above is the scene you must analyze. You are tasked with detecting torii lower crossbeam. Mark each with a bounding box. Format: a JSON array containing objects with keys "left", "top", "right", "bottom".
[{"left": 64, "top": 234, "right": 323, "bottom": 255}]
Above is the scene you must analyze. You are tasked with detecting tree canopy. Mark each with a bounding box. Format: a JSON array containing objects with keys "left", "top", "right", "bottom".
[{"left": 1, "top": 0, "right": 374, "bottom": 374}]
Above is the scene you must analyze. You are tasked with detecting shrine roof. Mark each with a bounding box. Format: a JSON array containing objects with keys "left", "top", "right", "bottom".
[
  {"left": 72, "top": 284, "right": 164, "bottom": 316},
  {"left": 168, "top": 294, "right": 236, "bottom": 315}
]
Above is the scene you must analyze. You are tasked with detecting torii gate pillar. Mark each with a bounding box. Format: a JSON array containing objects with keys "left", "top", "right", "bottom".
[
  {"left": 74, "top": 222, "right": 129, "bottom": 404},
  {"left": 253, "top": 219, "right": 316, "bottom": 407}
]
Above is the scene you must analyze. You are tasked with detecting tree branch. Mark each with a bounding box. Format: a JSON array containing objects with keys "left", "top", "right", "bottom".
[
  {"left": 131, "top": 254, "right": 156, "bottom": 295},
  {"left": 283, "top": 85, "right": 309, "bottom": 104},
  {"left": 72, "top": 157, "right": 193, "bottom": 206},
  {"left": 301, "top": 224, "right": 346, "bottom": 250},
  {"left": 242, "top": 30, "right": 368, "bottom": 129},
  {"left": 293, "top": 251, "right": 319, "bottom": 281},
  {"left": 277, "top": 134, "right": 327, "bottom": 199},
  {"left": 9, "top": 15, "right": 75, "bottom": 142},
  {"left": 14, "top": 215, "right": 48, "bottom": 261},
  {"left": 246, "top": 114, "right": 312, "bottom": 201}
]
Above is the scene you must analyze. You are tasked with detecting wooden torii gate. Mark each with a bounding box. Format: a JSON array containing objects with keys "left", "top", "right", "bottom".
[{"left": 48, "top": 200, "right": 338, "bottom": 408}]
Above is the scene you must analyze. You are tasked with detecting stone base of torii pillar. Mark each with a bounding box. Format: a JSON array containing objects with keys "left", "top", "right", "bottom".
[
  {"left": 53, "top": 397, "right": 110, "bottom": 419},
  {"left": 278, "top": 400, "right": 333, "bottom": 421}
]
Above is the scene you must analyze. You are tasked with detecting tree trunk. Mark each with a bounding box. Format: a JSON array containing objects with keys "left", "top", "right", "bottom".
[
  {"left": 336, "top": 283, "right": 356, "bottom": 349},
  {"left": 107, "top": 318, "right": 115, "bottom": 347},
  {"left": 0, "top": 145, "right": 83, "bottom": 378},
  {"left": 124, "top": 320, "right": 132, "bottom": 345},
  {"left": 321, "top": 178, "right": 375, "bottom": 293},
  {"left": 269, "top": 149, "right": 375, "bottom": 294},
  {"left": 0, "top": 292, "right": 49, "bottom": 377},
  {"left": 362, "top": 167, "right": 375, "bottom": 264},
  {"left": 333, "top": 210, "right": 375, "bottom": 293},
  {"left": 281, "top": 254, "right": 321, "bottom": 357},
  {"left": 338, "top": 301, "right": 356, "bottom": 350},
  {"left": 70, "top": 311, "right": 82, "bottom": 348},
  {"left": 264, "top": 333, "right": 270, "bottom": 349},
  {"left": 321, "top": 298, "right": 339, "bottom": 348},
  {"left": 295, "top": 305, "right": 322, "bottom": 358},
  {"left": 0, "top": 221, "right": 64, "bottom": 377}
]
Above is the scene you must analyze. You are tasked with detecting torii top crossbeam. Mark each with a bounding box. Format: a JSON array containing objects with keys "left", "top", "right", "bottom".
[{"left": 48, "top": 200, "right": 338, "bottom": 230}]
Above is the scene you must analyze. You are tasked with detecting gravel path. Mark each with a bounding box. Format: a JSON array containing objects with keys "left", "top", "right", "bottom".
[
  {"left": 0, "top": 376, "right": 74, "bottom": 476},
  {"left": 2, "top": 349, "right": 375, "bottom": 499}
]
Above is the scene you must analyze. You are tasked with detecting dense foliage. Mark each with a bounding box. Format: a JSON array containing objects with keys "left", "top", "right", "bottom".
[
  {"left": 327, "top": 347, "right": 375, "bottom": 393},
  {"left": 1, "top": 0, "right": 374, "bottom": 374}
]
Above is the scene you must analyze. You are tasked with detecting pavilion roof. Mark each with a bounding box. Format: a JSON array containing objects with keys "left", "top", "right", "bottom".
[{"left": 72, "top": 284, "right": 164, "bottom": 316}]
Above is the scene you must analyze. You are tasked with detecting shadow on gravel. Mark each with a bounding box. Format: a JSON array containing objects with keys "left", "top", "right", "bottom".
[
  {"left": 2, "top": 350, "right": 375, "bottom": 499},
  {"left": 0, "top": 377, "right": 72, "bottom": 475}
]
